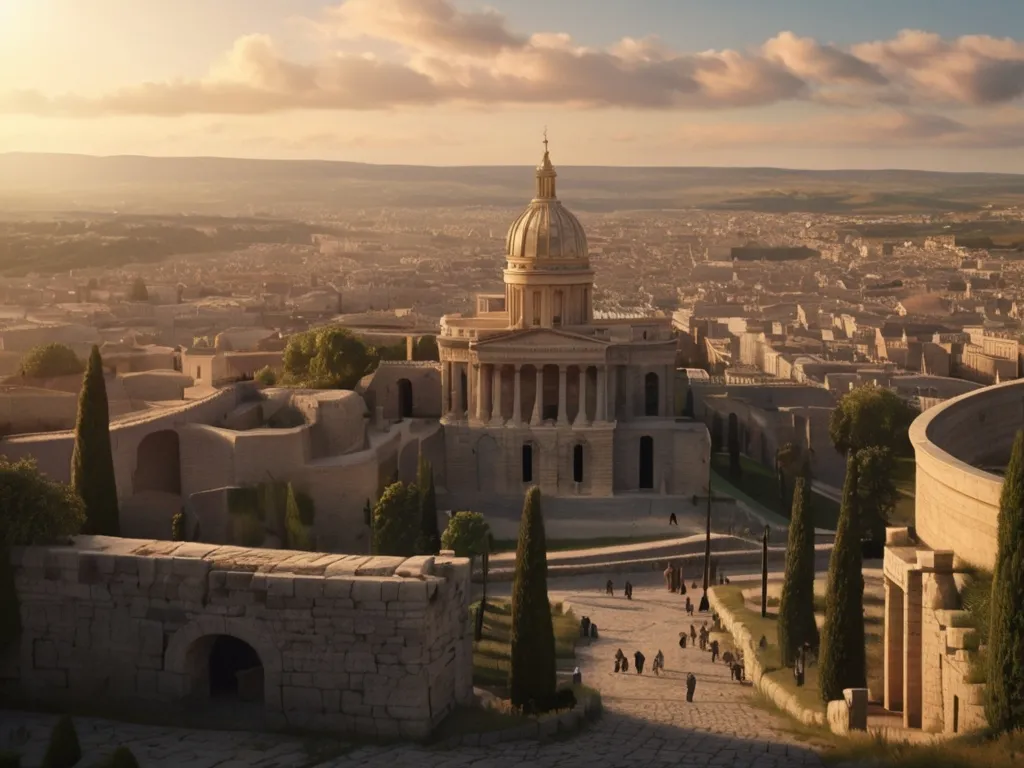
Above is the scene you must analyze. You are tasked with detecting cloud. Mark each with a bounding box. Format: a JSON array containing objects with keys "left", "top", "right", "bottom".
[{"left": 2, "top": 0, "right": 1024, "bottom": 117}]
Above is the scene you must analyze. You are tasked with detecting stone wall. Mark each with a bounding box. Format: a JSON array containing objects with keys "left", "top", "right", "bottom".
[
  {"left": 910, "top": 379, "right": 1021, "bottom": 570},
  {"left": 1, "top": 537, "right": 472, "bottom": 740}
]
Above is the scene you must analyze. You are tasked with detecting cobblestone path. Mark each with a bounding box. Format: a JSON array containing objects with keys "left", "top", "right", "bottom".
[{"left": 3, "top": 585, "right": 823, "bottom": 767}]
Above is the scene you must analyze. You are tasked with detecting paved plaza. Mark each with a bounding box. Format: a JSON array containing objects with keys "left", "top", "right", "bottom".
[{"left": 3, "top": 583, "right": 824, "bottom": 768}]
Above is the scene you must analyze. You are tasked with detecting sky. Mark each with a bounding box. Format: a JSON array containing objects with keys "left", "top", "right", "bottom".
[{"left": 2, "top": 0, "right": 1024, "bottom": 171}]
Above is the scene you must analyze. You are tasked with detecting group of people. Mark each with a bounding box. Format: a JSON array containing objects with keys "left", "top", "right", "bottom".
[{"left": 613, "top": 648, "right": 665, "bottom": 676}]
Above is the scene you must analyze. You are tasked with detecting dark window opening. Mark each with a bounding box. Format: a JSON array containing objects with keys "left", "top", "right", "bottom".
[
  {"left": 644, "top": 372, "right": 660, "bottom": 416},
  {"left": 573, "top": 444, "right": 584, "bottom": 483},
  {"left": 639, "top": 436, "right": 654, "bottom": 489},
  {"left": 397, "top": 378, "right": 413, "bottom": 419},
  {"left": 543, "top": 403, "right": 558, "bottom": 421},
  {"left": 522, "top": 443, "right": 533, "bottom": 483}
]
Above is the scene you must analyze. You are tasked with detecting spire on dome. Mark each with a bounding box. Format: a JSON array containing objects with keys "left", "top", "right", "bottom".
[{"left": 536, "top": 128, "right": 557, "bottom": 199}]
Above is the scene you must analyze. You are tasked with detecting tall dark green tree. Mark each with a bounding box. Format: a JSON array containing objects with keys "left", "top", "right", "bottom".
[
  {"left": 856, "top": 446, "right": 898, "bottom": 550},
  {"left": 508, "top": 486, "right": 556, "bottom": 711},
  {"left": 417, "top": 451, "right": 440, "bottom": 554},
  {"left": 777, "top": 474, "right": 819, "bottom": 666},
  {"left": 985, "top": 429, "right": 1024, "bottom": 732},
  {"left": 71, "top": 346, "right": 120, "bottom": 536},
  {"left": 727, "top": 412, "right": 742, "bottom": 480},
  {"left": 818, "top": 452, "right": 866, "bottom": 702},
  {"left": 41, "top": 715, "right": 81, "bottom": 768}
]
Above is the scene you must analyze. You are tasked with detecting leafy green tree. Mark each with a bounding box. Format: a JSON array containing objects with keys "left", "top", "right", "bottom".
[
  {"left": 41, "top": 715, "right": 81, "bottom": 768},
  {"left": 17, "top": 343, "right": 85, "bottom": 379},
  {"left": 856, "top": 446, "right": 898, "bottom": 549},
  {"left": 71, "top": 346, "right": 120, "bottom": 536},
  {"left": 508, "top": 486, "right": 556, "bottom": 711},
  {"left": 777, "top": 475, "right": 819, "bottom": 666},
  {"left": 371, "top": 481, "right": 420, "bottom": 556},
  {"left": 986, "top": 429, "right": 1024, "bottom": 732},
  {"left": 417, "top": 451, "right": 440, "bottom": 554},
  {"left": 106, "top": 746, "right": 141, "bottom": 768},
  {"left": 829, "top": 386, "right": 917, "bottom": 456},
  {"left": 727, "top": 412, "right": 742, "bottom": 480},
  {"left": 441, "top": 511, "right": 491, "bottom": 558},
  {"left": 413, "top": 335, "right": 440, "bottom": 361},
  {"left": 128, "top": 277, "right": 149, "bottom": 302},
  {"left": 284, "top": 483, "right": 313, "bottom": 550},
  {"left": 283, "top": 326, "right": 376, "bottom": 389},
  {"left": 0, "top": 457, "right": 85, "bottom": 546},
  {"left": 818, "top": 452, "right": 866, "bottom": 702}
]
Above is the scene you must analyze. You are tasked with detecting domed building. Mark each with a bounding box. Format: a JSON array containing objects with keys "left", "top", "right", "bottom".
[{"left": 439, "top": 144, "right": 709, "bottom": 500}]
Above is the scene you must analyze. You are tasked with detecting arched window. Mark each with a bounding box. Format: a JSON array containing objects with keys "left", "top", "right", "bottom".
[
  {"left": 573, "top": 444, "right": 584, "bottom": 483},
  {"left": 644, "top": 372, "right": 660, "bottom": 416},
  {"left": 397, "top": 378, "right": 413, "bottom": 419}
]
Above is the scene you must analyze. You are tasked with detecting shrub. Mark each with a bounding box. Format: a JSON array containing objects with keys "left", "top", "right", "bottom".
[
  {"left": 284, "top": 483, "right": 312, "bottom": 550},
  {"left": 441, "top": 511, "right": 491, "bottom": 558},
  {"left": 253, "top": 366, "right": 277, "bottom": 386},
  {"left": 40, "top": 715, "right": 80, "bottom": 768},
  {"left": 372, "top": 482, "right": 420, "bottom": 556},
  {"left": 508, "top": 487, "right": 556, "bottom": 711},
  {"left": 171, "top": 510, "right": 186, "bottom": 541},
  {"left": 0, "top": 457, "right": 85, "bottom": 546},
  {"left": 71, "top": 346, "right": 120, "bottom": 536},
  {"left": 106, "top": 746, "right": 140, "bottom": 768},
  {"left": 17, "top": 343, "right": 84, "bottom": 379}
]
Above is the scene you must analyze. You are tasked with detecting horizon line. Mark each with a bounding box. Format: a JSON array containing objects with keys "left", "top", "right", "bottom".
[{"left": 2, "top": 150, "right": 1023, "bottom": 178}]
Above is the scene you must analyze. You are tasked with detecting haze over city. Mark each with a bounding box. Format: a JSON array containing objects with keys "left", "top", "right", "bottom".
[{"left": 3, "top": 3, "right": 1024, "bottom": 768}]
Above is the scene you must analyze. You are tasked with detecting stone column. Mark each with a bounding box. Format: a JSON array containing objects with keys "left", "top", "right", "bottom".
[
  {"left": 512, "top": 365, "right": 522, "bottom": 425},
  {"left": 557, "top": 364, "right": 568, "bottom": 425},
  {"left": 490, "top": 364, "right": 504, "bottom": 426},
  {"left": 474, "top": 364, "right": 486, "bottom": 422},
  {"left": 664, "top": 364, "right": 673, "bottom": 417},
  {"left": 572, "top": 367, "right": 587, "bottom": 427},
  {"left": 596, "top": 365, "right": 606, "bottom": 422},
  {"left": 453, "top": 362, "right": 465, "bottom": 420},
  {"left": 902, "top": 570, "right": 923, "bottom": 729},
  {"left": 884, "top": 577, "right": 905, "bottom": 712},
  {"left": 531, "top": 367, "right": 543, "bottom": 425},
  {"left": 441, "top": 360, "right": 451, "bottom": 416}
]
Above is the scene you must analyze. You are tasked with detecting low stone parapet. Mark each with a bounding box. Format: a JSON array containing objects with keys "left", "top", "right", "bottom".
[{"left": 826, "top": 688, "right": 867, "bottom": 735}]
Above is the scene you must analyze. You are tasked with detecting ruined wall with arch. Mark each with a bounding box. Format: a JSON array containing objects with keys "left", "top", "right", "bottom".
[{"left": 3, "top": 536, "right": 473, "bottom": 740}]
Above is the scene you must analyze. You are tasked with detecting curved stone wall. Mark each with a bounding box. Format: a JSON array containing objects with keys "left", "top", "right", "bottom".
[{"left": 911, "top": 379, "right": 1023, "bottom": 569}]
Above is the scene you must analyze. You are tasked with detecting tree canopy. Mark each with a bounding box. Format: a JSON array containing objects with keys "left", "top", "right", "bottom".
[
  {"left": 283, "top": 326, "right": 381, "bottom": 389},
  {"left": 0, "top": 457, "right": 84, "bottom": 546},
  {"left": 777, "top": 475, "right": 819, "bottom": 666},
  {"left": 413, "top": 335, "right": 440, "bottom": 362},
  {"left": 828, "top": 386, "right": 917, "bottom": 456},
  {"left": 441, "top": 511, "right": 491, "bottom": 558},
  {"left": 371, "top": 481, "right": 420, "bottom": 556},
  {"left": 71, "top": 345, "right": 120, "bottom": 536},
  {"left": 856, "top": 446, "right": 899, "bottom": 548},
  {"left": 17, "top": 343, "right": 85, "bottom": 379}
]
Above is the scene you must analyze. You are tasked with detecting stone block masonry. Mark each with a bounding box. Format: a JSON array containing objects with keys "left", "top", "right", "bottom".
[{"left": 1, "top": 536, "right": 473, "bottom": 740}]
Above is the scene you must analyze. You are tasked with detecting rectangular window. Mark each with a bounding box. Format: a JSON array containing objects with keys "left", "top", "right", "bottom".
[
  {"left": 522, "top": 443, "right": 533, "bottom": 483},
  {"left": 533, "top": 292, "right": 542, "bottom": 325}
]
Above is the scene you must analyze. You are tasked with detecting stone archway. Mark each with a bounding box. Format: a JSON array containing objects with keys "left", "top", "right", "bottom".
[
  {"left": 164, "top": 617, "right": 281, "bottom": 707},
  {"left": 397, "top": 378, "right": 413, "bottom": 419},
  {"left": 134, "top": 429, "right": 181, "bottom": 494}
]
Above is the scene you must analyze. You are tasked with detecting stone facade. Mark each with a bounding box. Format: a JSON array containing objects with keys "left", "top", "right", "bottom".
[
  {"left": 439, "top": 147, "right": 709, "bottom": 501},
  {"left": 2, "top": 537, "right": 473, "bottom": 740}
]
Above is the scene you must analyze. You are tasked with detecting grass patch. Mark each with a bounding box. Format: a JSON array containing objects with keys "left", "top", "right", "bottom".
[
  {"left": 711, "top": 453, "right": 841, "bottom": 528},
  {"left": 471, "top": 599, "right": 580, "bottom": 696},
  {"left": 821, "top": 730, "right": 1024, "bottom": 768},
  {"left": 489, "top": 534, "right": 680, "bottom": 553}
]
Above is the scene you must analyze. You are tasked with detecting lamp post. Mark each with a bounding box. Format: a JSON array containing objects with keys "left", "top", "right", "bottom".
[
  {"left": 761, "top": 525, "right": 770, "bottom": 618},
  {"left": 699, "top": 465, "right": 712, "bottom": 613}
]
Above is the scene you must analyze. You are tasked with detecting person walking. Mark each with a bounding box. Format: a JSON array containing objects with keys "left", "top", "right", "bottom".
[
  {"left": 614, "top": 648, "right": 625, "bottom": 673},
  {"left": 634, "top": 650, "right": 646, "bottom": 675},
  {"left": 669, "top": 512, "right": 678, "bottom": 526},
  {"left": 654, "top": 650, "right": 665, "bottom": 676},
  {"left": 686, "top": 673, "right": 697, "bottom": 702},
  {"left": 690, "top": 623, "right": 697, "bottom": 644},
  {"left": 710, "top": 639, "right": 720, "bottom": 663},
  {"left": 625, "top": 581, "right": 633, "bottom": 600},
  {"left": 606, "top": 579, "right": 614, "bottom": 596}
]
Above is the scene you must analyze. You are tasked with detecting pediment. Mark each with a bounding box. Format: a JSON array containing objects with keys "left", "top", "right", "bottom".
[{"left": 474, "top": 327, "right": 609, "bottom": 351}]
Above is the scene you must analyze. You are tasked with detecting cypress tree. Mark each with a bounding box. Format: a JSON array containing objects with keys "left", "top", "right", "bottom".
[
  {"left": 41, "top": 715, "right": 81, "bottom": 768},
  {"left": 508, "top": 486, "right": 556, "bottom": 711},
  {"left": 108, "top": 746, "right": 140, "bottom": 768},
  {"left": 985, "top": 429, "right": 1024, "bottom": 732},
  {"left": 417, "top": 451, "right": 440, "bottom": 554},
  {"left": 818, "top": 451, "right": 866, "bottom": 702},
  {"left": 777, "top": 475, "right": 819, "bottom": 666},
  {"left": 71, "top": 345, "right": 119, "bottom": 536}
]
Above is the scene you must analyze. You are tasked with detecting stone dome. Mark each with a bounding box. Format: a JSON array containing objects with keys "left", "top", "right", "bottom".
[{"left": 505, "top": 147, "right": 588, "bottom": 264}]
